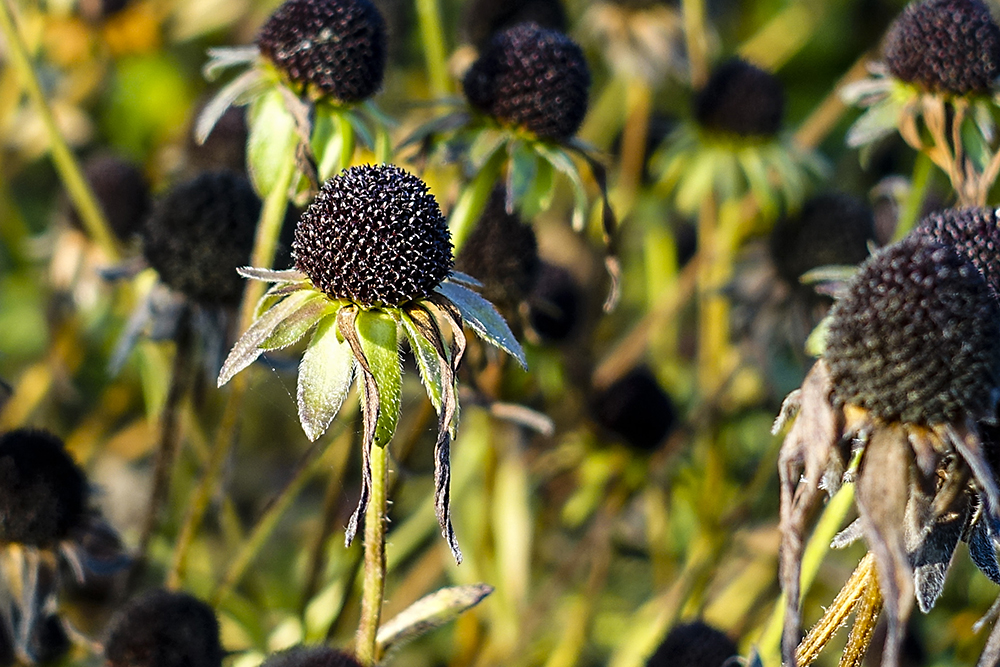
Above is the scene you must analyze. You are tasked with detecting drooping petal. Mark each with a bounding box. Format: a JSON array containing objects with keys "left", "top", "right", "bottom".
[
  {"left": 911, "top": 493, "right": 968, "bottom": 613},
  {"left": 218, "top": 290, "right": 315, "bottom": 387},
  {"left": 338, "top": 307, "right": 375, "bottom": 548},
  {"left": 238, "top": 266, "right": 307, "bottom": 282},
  {"left": 356, "top": 310, "right": 401, "bottom": 450},
  {"left": 296, "top": 314, "right": 356, "bottom": 442},
  {"left": 942, "top": 422, "right": 1000, "bottom": 520},
  {"left": 262, "top": 294, "right": 337, "bottom": 351},
  {"left": 968, "top": 498, "right": 1000, "bottom": 584},
  {"left": 195, "top": 68, "right": 265, "bottom": 145},
  {"left": 434, "top": 282, "right": 526, "bottom": 368},
  {"left": 399, "top": 307, "right": 446, "bottom": 414}
]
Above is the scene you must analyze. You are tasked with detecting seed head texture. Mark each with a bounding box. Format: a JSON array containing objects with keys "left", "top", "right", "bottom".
[{"left": 695, "top": 58, "right": 785, "bottom": 137}]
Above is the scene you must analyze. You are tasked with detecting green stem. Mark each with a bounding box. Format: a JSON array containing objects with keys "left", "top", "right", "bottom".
[
  {"left": 167, "top": 152, "right": 296, "bottom": 589},
  {"left": 682, "top": 0, "right": 709, "bottom": 89},
  {"left": 356, "top": 441, "right": 390, "bottom": 666},
  {"left": 893, "top": 151, "right": 933, "bottom": 242},
  {"left": 337, "top": 112, "right": 356, "bottom": 173},
  {"left": 415, "top": 0, "right": 450, "bottom": 97},
  {"left": 0, "top": 0, "right": 118, "bottom": 260},
  {"left": 449, "top": 149, "right": 506, "bottom": 253}
]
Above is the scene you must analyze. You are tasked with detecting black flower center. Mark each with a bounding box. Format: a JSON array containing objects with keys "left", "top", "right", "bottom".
[
  {"left": 917, "top": 206, "right": 1000, "bottom": 300},
  {"left": 694, "top": 58, "right": 785, "bottom": 138},
  {"left": 104, "top": 590, "right": 223, "bottom": 667}
]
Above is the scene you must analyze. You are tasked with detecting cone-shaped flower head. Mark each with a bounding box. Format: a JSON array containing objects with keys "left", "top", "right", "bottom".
[
  {"left": 141, "top": 171, "right": 261, "bottom": 306},
  {"left": 462, "top": 0, "right": 567, "bottom": 51},
  {"left": 593, "top": 367, "right": 677, "bottom": 451},
  {"left": 695, "top": 58, "right": 785, "bottom": 138},
  {"left": 68, "top": 154, "right": 150, "bottom": 242},
  {"left": 528, "top": 262, "right": 581, "bottom": 342},
  {"left": 455, "top": 189, "right": 540, "bottom": 308},
  {"left": 256, "top": 0, "right": 387, "bottom": 103},
  {"left": 826, "top": 233, "right": 1000, "bottom": 425},
  {"left": 883, "top": 0, "right": 1000, "bottom": 95},
  {"left": 104, "top": 590, "right": 223, "bottom": 667},
  {"left": 917, "top": 206, "right": 1000, "bottom": 299},
  {"left": 463, "top": 22, "right": 591, "bottom": 141},
  {"left": 293, "top": 164, "right": 454, "bottom": 307},
  {"left": 260, "top": 646, "right": 362, "bottom": 667},
  {"left": 769, "top": 192, "right": 877, "bottom": 285},
  {"left": 0, "top": 430, "right": 87, "bottom": 547},
  {"left": 645, "top": 621, "right": 738, "bottom": 667}
]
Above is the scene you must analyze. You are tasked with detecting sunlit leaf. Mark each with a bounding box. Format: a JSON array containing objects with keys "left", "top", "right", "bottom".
[
  {"left": 195, "top": 68, "right": 264, "bottom": 145},
  {"left": 261, "top": 295, "right": 337, "bottom": 351},
  {"left": 239, "top": 267, "right": 306, "bottom": 282},
  {"left": 248, "top": 87, "right": 298, "bottom": 197},
  {"left": 356, "top": 310, "right": 401, "bottom": 449},
  {"left": 297, "top": 316, "right": 356, "bottom": 442},
  {"left": 434, "top": 282, "right": 526, "bottom": 368},
  {"left": 376, "top": 584, "right": 493, "bottom": 657},
  {"left": 398, "top": 310, "right": 444, "bottom": 414}
]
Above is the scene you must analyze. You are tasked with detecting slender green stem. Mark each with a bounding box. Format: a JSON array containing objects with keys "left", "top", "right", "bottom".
[
  {"left": 682, "top": 0, "right": 709, "bottom": 89},
  {"left": 356, "top": 441, "right": 390, "bottom": 666},
  {"left": 415, "top": 0, "right": 450, "bottom": 97},
  {"left": 0, "top": 0, "right": 118, "bottom": 260},
  {"left": 449, "top": 149, "right": 506, "bottom": 253},
  {"left": 893, "top": 151, "right": 933, "bottom": 242},
  {"left": 167, "top": 152, "right": 297, "bottom": 589}
]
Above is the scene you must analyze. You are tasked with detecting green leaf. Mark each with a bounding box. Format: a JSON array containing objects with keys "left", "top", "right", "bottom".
[
  {"left": 535, "top": 144, "right": 588, "bottom": 231},
  {"left": 218, "top": 290, "right": 316, "bottom": 387},
  {"left": 356, "top": 310, "right": 401, "bottom": 448},
  {"left": 261, "top": 294, "right": 337, "bottom": 351},
  {"left": 507, "top": 141, "right": 538, "bottom": 209},
  {"left": 434, "top": 282, "right": 526, "bottom": 368},
  {"left": 296, "top": 315, "right": 356, "bottom": 441},
  {"left": 468, "top": 127, "right": 507, "bottom": 169},
  {"left": 448, "top": 148, "right": 506, "bottom": 252},
  {"left": 675, "top": 150, "right": 717, "bottom": 215},
  {"left": 522, "top": 153, "right": 554, "bottom": 218},
  {"left": 376, "top": 584, "right": 493, "bottom": 657},
  {"left": 247, "top": 87, "right": 298, "bottom": 197},
  {"left": 845, "top": 98, "right": 901, "bottom": 148},
  {"left": 398, "top": 310, "right": 445, "bottom": 414}
]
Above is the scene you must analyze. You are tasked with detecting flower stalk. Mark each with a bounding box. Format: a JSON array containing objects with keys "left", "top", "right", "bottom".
[{"left": 356, "top": 434, "right": 389, "bottom": 666}]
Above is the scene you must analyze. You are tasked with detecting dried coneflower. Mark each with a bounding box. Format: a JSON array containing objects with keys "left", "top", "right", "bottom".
[
  {"left": 103, "top": 590, "right": 223, "bottom": 667},
  {"left": 592, "top": 366, "right": 677, "bottom": 452},
  {"left": 527, "top": 262, "right": 581, "bottom": 343},
  {"left": 695, "top": 59, "right": 784, "bottom": 139},
  {"left": 260, "top": 646, "right": 363, "bottom": 667},
  {"left": 915, "top": 206, "right": 1000, "bottom": 298},
  {"left": 775, "top": 233, "right": 1000, "bottom": 665},
  {"left": 645, "top": 621, "right": 738, "bottom": 667},
  {"left": 67, "top": 154, "right": 150, "bottom": 242}
]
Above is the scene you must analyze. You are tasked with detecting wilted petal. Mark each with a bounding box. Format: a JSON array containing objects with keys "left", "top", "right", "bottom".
[
  {"left": 195, "top": 68, "right": 264, "bottom": 145},
  {"left": 911, "top": 496, "right": 968, "bottom": 613},
  {"left": 262, "top": 295, "right": 336, "bottom": 351},
  {"left": 297, "top": 315, "right": 356, "bottom": 442},
  {"left": 831, "top": 519, "right": 864, "bottom": 549},
  {"left": 238, "top": 266, "right": 307, "bottom": 282},
  {"left": 968, "top": 504, "right": 1000, "bottom": 584},
  {"left": 377, "top": 584, "right": 492, "bottom": 657},
  {"left": 399, "top": 307, "right": 446, "bottom": 414},
  {"left": 434, "top": 282, "right": 526, "bottom": 368}
]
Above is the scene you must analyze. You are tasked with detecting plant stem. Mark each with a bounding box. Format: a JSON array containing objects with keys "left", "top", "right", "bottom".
[
  {"left": 415, "top": 0, "right": 450, "bottom": 97},
  {"left": 167, "top": 153, "right": 296, "bottom": 589},
  {"left": 682, "top": 0, "right": 709, "bottom": 89},
  {"left": 893, "top": 151, "right": 933, "bottom": 242},
  {"left": 356, "top": 441, "right": 390, "bottom": 666},
  {"left": 0, "top": 0, "right": 118, "bottom": 260},
  {"left": 448, "top": 148, "right": 505, "bottom": 253}
]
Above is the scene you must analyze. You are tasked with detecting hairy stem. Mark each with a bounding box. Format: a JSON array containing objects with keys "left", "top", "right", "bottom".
[{"left": 356, "top": 441, "right": 390, "bottom": 665}]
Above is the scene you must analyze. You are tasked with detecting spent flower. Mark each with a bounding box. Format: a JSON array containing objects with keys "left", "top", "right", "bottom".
[{"left": 104, "top": 590, "right": 223, "bottom": 667}]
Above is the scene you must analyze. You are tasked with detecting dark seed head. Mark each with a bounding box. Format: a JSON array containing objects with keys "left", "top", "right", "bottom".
[
  {"left": 257, "top": 0, "right": 387, "bottom": 103},
  {"left": 593, "top": 367, "right": 677, "bottom": 452},
  {"left": 645, "top": 621, "right": 738, "bottom": 667},
  {"left": 694, "top": 58, "right": 784, "bottom": 138},
  {"left": 0, "top": 430, "right": 87, "bottom": 547},
  {"left": 883, "top": 0, "right": 1000, "bottom": 95},
  {"left": 461, "top": 0, "right": 568, "bottom": 51},
  {"left": 527, "top": 262, "right": 581, "bottom": 342},
  {"left": 463, "top": 22, "right": 591, "bottom": 141},
  {"left": 260, "top": 646, "right": 363, "bottom": 667},
  {"left": 917, "top": 206, "right": 1000, "bottom": 300},
  {"left": 104, "top": 590, "right": 223, "bottom": 667},
  {"left": 68, "top": 154, "right": 150, "bottom": 242},
  {"left": 455, "top": 189, "right": 540, "bottom": 308},
  {"left": 293, "top": 165, "right": 453, "bottom": 307},
  {"left": 826, "top": 234, "right": 1000, "bottom": 425},
  {"left": 141, "top": 171, "right": 261, "bottom": 306},
  {"left": 770, "top": 192, "right": 877, "bottom": 286}
]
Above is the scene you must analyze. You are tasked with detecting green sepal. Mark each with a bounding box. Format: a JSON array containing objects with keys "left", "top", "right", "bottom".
[
  {"left": 261, "top": 293, "right": 338, "bottom": 351},
  {"left": 248, "top": 87, "right": 298, "bottom": 197},
  {"left": 376, "top": 585, "right": 493, "bottom": 658},
  {"left": 846, "top": 96, "right": 903, "bottom": 149},
  {"left": 507, "top": 140, "right": 538, "bottom": 210},
  {"left": 254, "top": 281, "right": 310, "bottom": 318},
  {"left": 435, "top": 282, "right": 526, "bottom": 368},
  {"left": 398, "top": 309, "right": 445, "bottom": 415},
  {"left": 535, "top": 144, "right": 588, "bottom": 231},
  {"left": 356, "top": 310, "right": 401, "bottom": 448},
  {"left": 674, "top": 149, "right": 716, "bottom": 215},
  {"left": 522, "top": 151, "right": 555, "bottom": 218},
  {"left": 297, "top": 314, "right": 356, "bottom": 441},
  {"left": 468, "top": 127, "right": 507, "bottom": 169},
  {"left": 448, "top": 148, "right": 506, "bottom": 252}
]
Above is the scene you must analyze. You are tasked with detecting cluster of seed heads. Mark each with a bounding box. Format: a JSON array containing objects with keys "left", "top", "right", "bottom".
[
  {"left": 825, "top": 234, "right": 1000, "bottom": 425},
  {"left": 293, "top": 164, "right": 454, "bottom": 307},
  {"left": 141, "top": 171, "right": 260, "bottom": 305},
  {"left": 104, "top": 590, "right": 223, "bottom": 667},
  {"left": 883, "top": 0, "right": 1000, "bottom": 94},
  {"left": 917, "top": 206, "right": 1000, "bottom": 299},
  {"left": 463, "top": 22, "right": 591, "bottom": 141},
  {"left": 694, "top": 58, "right": 784, "bottom": 138},
  {"left": 257, "top": 0, "right": 387, "bottom": 103}
]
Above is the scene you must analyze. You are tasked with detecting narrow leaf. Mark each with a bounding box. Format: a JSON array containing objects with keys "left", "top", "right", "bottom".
[
  {"left": 435, "top": 282, "right": 526, "bottom": 368},
  {"left": 262, "top": 294, "right": 335, "bottom": 351},
  {"left": 377, "top": 585, "right": 493, "bottom": 656},
  {"left": 196, "top": 68, "right": 263, "bottom": 145},
  {"left": 238, "top": 267, "right": 307, "bottom": 282},
  {"left": 203, "top": 46, "right": 260, "bottom": 80},
  {"left": 297, "top": 314, "right": 355, "bottom": 442},
  {"left": 248, "top": 87, "right": 298, "bottom": 197},
  {"left": 356, "top": 310, "right": 401, "bottom": 449},
  {"left": 399, "top": 309, "right": 445, "bottom": 414}
]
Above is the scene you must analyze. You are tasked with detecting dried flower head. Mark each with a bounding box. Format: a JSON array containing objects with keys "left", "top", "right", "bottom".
[
  {"left": 260, "top": 646, "right": 363, "bottom": 667},
  {"left": 825, "top": 234, "right": 1000, "bottom": 425},
  {"left": 141, "top": 172, "right": 260, "bottom": 306},
  {"left": 293, "top": 164, "right": 454, "bottom": 307},
  {"left": 527, "top": 262, "right": 581, "bottom": 342},
  {"left": 104, "top": 590, "right": 223, "bottom": 667},
  {"left": 883, "top": 0, "right": 1000, "bottom": 95},
  {"left": 256, "top": 0, "right": 387, "bottom": 102},
  {"left": 695, "top": 58, "right": 785, "bottom": 138},
  {"left": 769, "top": 192, "right": 876, "bottom": 286},
  {"left": 645, "top": 621, "right": 738, "bottom": 667},
  {"left": 461, "top": 0, "right": 567, "bottom": 51},
  {"left": 68, "top": 155, "right": 150, "bottom": 242},
  {"left": 916, "top": 206, "right": 1000, "bottom": 299},
  {"left": 0, "top": 430, "right": 87, "bottom": 547},
  {"left": 593, "top": 367, "right": 677, "bottom": 452},
  {"left": 463, "top": 22, "right": 591, "bottom": 141}
]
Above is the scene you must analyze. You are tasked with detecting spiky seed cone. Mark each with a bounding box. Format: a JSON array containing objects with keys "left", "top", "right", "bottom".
[
  {"left": 293, "top": 165, "right": 453, "bottom": 307},
  {"left": 461, "top": 0, "right": 568, "bottom": 51},
  {"left": 0, "top": 430, "right": 87, "bottom": 547},
  {"left": 455, "top": 189, "right": 540, "bottom": 307},
  {"left": 527, "top": 262, "right": 580, "bottom": 342},
  {"left": 917, "top": 206, "right": 1000, "bottom": 299},
  {"left": 141, "top": 171, "right": 260, "bottom": 306},
  {"left": 826, "top": 234, "right": 1000, "bottom": 425},
  {"left": 694, "top": 58, "right": 784, "bottom": 138},
  {"left": 68, "top": 154, "right": 150, "bottom": 242},
  {"left": 260, "top": 646, "right": 363, "bottom": 667},
  {"left": 883, "top": 0, "right": 1000, "bottom": 94},
  {"left": 463, "top": 23, "right": 591, "bottom": 141},
  {"left": 257, "top": 0, "right": 387, "bottom": 103},
  {"left": 769, "top": 192, "right": 877, "bottom": 286},
  {"left": 104, "top": 590, "right": 223, "bottom": 667},
  {"left": 593, "top": 367, "right": 677, "bottom": 451},
  {"left": 645, "top": 621, "right": 738, "bottom": 667}
]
